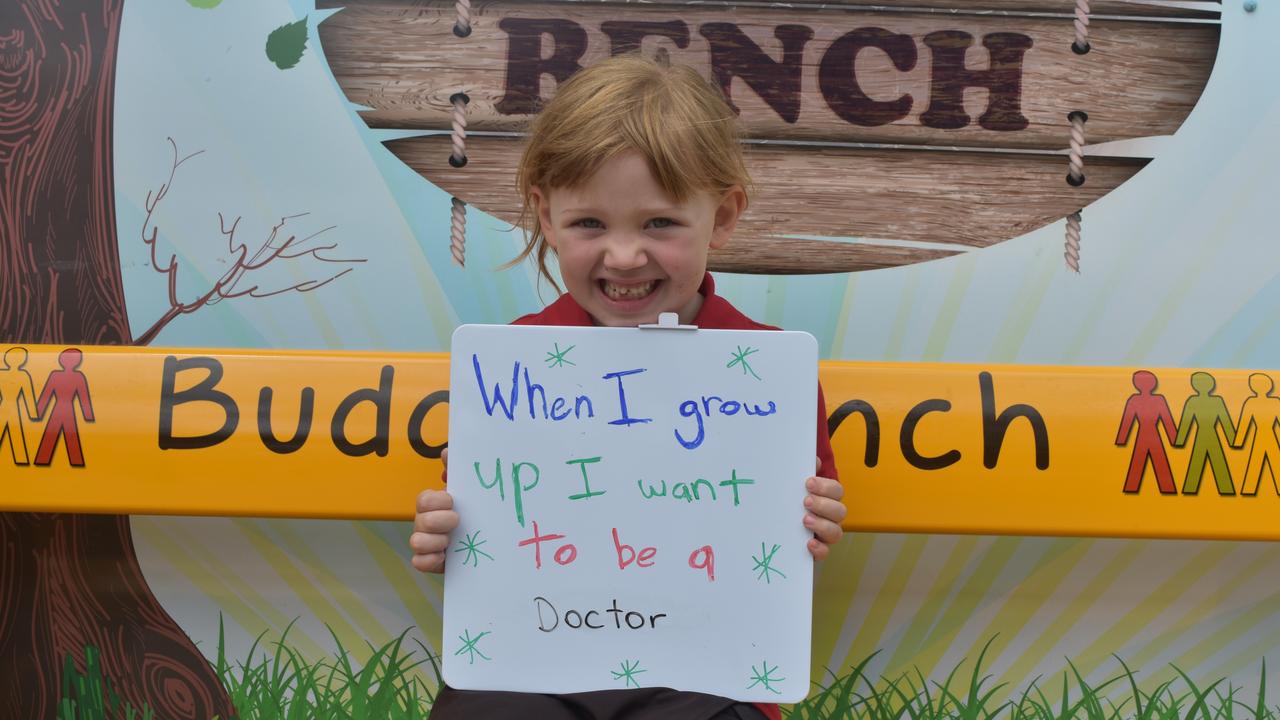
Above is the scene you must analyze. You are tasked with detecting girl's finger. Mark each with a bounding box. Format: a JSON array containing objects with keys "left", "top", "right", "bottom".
[
  {"left": 411, "top": 551, "right": 446, "bottom": 573},
  {"left": 807, "top": 537, "right": 830, "bottom": 561},
  {"left": 416, "top": 489, "right": 453, "bottom": 513},
  {"left": 804, "top": 513, "right": 843, "bottom": 546},
  {"left": 409, "top": 530, "right": 450, "bottom": 555},
  {"left": 804, "top": 495, "right": 848, "bottom": 524},
  {"left": 414, "top": 509, "right": 459, "bottom": 534},
  {"left": 806, "top": 476, "right": 844, "bottom": 501}
]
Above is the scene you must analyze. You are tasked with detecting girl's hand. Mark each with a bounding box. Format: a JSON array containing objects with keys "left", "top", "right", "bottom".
[
  {"left": 804, "top": 456, "right": 846, "bottom": 561},
  {"left": 410, "top": 448, "right": 458, "bottom": 573}
]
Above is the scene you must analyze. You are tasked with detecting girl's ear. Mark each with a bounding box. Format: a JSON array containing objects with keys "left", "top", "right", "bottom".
[
  {"left": 531, "top": 186, "right": 557, "bottom": 250},
  {"left": 709, "top": 185, "right": 747, "bottom": 251}
]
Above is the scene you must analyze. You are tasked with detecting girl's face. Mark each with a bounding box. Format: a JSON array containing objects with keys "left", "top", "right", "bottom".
[{"left": 533, "top": 150, "right": 745, "bottom": 327}]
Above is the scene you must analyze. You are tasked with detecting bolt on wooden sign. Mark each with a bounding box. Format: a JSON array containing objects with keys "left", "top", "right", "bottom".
[
  {"left": 2, "top": 342, "right": 1278, "bottom": 544},
  {"left": 316, "top": 0, "right": 1219, "bottom": 273},
  {"left": 441, "top": 323, "right": 819, "bottom": 700}
]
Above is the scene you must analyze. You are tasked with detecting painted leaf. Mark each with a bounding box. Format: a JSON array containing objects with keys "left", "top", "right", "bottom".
[{"left": 265, "top": 17, "right": 308, "bottom": 70}]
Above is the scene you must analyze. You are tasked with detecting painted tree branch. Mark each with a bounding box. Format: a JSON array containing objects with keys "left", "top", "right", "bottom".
[{"left": 135, "top": 137, "right": 366, "bottom": 346}]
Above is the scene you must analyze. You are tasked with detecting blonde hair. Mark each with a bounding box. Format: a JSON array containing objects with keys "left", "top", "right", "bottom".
[{"left": 509, "top": 54, "right": 752, "bottom": 291}]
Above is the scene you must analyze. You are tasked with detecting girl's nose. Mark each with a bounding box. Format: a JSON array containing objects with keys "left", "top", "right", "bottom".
[{"left": 602, "top": 234, "right": 647, "bottom": 270}]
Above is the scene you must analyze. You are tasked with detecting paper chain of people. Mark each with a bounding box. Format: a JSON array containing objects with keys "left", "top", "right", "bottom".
[
  {"left": 0, "top": 347, "right": 93, "bottom": 467},
  {"left": 1117, "top": 371, "right": 1280, "bottom": 495}
]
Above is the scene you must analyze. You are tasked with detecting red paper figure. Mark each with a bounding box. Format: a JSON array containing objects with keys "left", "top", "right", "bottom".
[
  {"left": 1116, "top": 370, "right": 1179, "bottom": 494},
  {"left": 34, "top": 348, "right": 95, "bottom": 467}
]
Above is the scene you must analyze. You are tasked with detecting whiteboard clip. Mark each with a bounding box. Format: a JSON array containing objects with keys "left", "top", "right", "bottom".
[{"left": 638, "top": 312, "right": 697, "bottom": 331}]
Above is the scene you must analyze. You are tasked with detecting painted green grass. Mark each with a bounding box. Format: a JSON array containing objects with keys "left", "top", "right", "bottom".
[
  {"left": 789, "top": 638, "right": 1279, "bottom": 720},
  {"left": 58, "top": 646, "right": 153, "bottom": 720},
  {"left": 211, "top": 618, "right": 439, "bottom": 719},
  {"left": 61, "top": 629, "right": 1280, "bottom": 720},
  {"left": 58, "top": 618, "right": 439, "bottom": 720}
]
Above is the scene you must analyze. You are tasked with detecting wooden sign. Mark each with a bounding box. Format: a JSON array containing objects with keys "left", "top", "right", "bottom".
[
  {"left": 388, "top": 135, "right": 1147, "bottom": 273},
  {"left": 316, "top": 0, "right": 1219, "bottom": 273},
  {"left": 442, "top": 323, "right": 817, "bottom": 699},
  {"left": 6, "top": 343, "right": 1280, "bottom": 546}
]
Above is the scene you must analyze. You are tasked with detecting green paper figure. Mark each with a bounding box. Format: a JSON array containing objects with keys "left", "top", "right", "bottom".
[{"left": 1173, "top": 372, "right": 1237, "bottom": 495}]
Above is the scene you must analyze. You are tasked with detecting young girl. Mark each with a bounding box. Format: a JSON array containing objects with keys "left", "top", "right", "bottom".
[{"left": 410, "top": 54, "right": 847, "bottom": 720}]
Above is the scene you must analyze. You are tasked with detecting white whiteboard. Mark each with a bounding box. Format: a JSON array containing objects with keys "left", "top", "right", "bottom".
[{"left": 443, "top": 322, "right": 818, "bottom": 702}]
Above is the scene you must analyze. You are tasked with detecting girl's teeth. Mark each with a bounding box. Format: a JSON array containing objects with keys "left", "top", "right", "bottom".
[{"left": 603, "top": 281, "right": 656, "bottom": 300}]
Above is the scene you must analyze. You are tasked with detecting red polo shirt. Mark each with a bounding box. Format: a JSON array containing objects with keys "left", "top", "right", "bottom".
[{"left": 512, "top": 273, "right": 839, "bottom": 720}]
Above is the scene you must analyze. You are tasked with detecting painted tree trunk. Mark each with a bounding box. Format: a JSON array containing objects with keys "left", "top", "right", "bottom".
[{"left": 0, "top": 2, "right": 235, "bottom": 718}]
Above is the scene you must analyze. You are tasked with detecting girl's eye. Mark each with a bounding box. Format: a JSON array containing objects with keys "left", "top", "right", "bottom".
[
  {"left": 573, "top": 218, "right": 603, "bottom": 229},
  {"left": 647, "top": 218, "right": 675, "bottom": 229}
]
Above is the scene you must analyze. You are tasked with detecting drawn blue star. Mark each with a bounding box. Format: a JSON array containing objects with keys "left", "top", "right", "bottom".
[
  {"left": 727, "top": 345, "right": 761, "bottom": 380},
  {"left": 455, "top": 629, "right": 491, "bottom": 665},
  {"left": 752, "top": 542, "right": 786, "bottom": 584},
  {"left": 611, "top": 659, "right": 647, "bottom": 688},
  {"left": 747, "top": 660, "right": 784, "bottom": 694},
  {"left": 453, "top": 530, "right": 494, "bottom": 568},
  {"left": 545, "top": 342, "right": 576, "bottom": 368}
]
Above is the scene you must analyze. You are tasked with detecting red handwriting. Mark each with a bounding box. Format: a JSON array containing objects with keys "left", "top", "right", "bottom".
[
  {"left": 612, "top": 527, "right": 657, "bottom": 570},
  {"left": 688, "top": 545, "right": 716, "bottom": 582},
  {"left": 518, "top": 520, "right": 577, "bottom": 569},
  {"left": 520, "top": 524, "right": 715, "bottom": 579}
]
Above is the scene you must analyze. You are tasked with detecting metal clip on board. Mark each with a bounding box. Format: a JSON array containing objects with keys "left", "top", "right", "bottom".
[{"left": 638, "top": 312, "right": 698, "bottom": 331}]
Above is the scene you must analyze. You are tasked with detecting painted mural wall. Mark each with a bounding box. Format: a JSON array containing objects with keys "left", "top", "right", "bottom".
[{"left": 2, "top": 0, "right": 1278, "bottom": 717}]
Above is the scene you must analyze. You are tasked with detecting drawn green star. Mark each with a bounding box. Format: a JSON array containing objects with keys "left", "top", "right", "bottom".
[
  {"left": 453, "top": 530, "right": 494, "bottom": 568},
  {"left": 747, "top": 660, "right": 784, "bottom": 694},
  {"left": 545, "top": 342, "right": 576, "bottom": 368},
  {"left": 610, "top": 659, "right": 647, "bottom": 688},
  {"left": 752, "top": 542, "right": 786, "bottom": 584},
  {"left": 455, "top": 629, "right": 491, "bottom": 665},
  {"left": 726, "top": 345, "right": 761, "bottom": 380}
]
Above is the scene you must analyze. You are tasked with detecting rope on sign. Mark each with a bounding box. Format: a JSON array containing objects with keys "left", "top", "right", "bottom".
[
  {"left": 453, "top": 0, "right": 471, "bottom": 37},
  {"left": 448, "top": 88, "right": 470, "bottom": 267},
  {"left": 1065, "top": 0, "right": 1091, "bottom": 273},
  {"left": 447, "top": 1, "right": 472, "bottom": 267}
]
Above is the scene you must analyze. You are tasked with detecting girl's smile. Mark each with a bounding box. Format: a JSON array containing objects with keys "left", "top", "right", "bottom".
[{"left": 599, "top": 278, "right": 658, "bottom": 302}]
